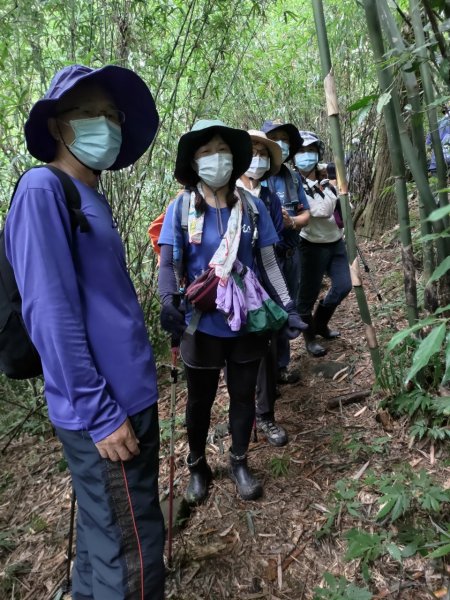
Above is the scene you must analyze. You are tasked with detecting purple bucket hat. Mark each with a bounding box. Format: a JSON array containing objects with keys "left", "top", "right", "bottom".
[
  {"left": 261, "top": 120, "right": 303, "bottom": 161},
  {"left": 24, "top": 64, "right": 159, "bottom": 170}
]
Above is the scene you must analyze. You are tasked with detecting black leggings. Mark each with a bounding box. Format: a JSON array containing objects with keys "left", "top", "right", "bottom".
[{"left": 185, "top": 359, "right": 261, "bottom": 458}]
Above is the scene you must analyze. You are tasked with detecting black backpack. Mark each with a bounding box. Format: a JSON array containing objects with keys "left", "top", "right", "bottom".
[{"left": 0, "top": 165, "right": 90, "bottom": 380}]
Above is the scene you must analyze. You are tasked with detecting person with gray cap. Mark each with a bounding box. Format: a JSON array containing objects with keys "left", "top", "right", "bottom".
[
  {"left": 294, "top": 130, "right": 352, "bottom": 358},
  {"left": 261, "top": 120, "right": 311, "bottom": 386},
  {"left": 4, "top": 64, "right": 164, "bottom": 600},
  {"left": 157, "top": 120, "right": 305, "bottom": 504}
]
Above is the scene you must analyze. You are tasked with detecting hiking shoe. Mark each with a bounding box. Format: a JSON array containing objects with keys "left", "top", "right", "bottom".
[
  {"left": 277, "top": 367, "right": 300, "bottom": 384},
  {"left": 256, "top": 417, "right": 288, "bottom": 447}
]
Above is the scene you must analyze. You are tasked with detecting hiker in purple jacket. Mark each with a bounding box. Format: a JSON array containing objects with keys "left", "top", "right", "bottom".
[
  {"left": 5, "top": 64, "right": 165, "bottom": 600},
  {"left": 158, "top": 120, "right": 305, "bottom": 505}
]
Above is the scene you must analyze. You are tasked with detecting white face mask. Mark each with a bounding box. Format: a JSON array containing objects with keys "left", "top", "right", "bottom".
[
  {"left": 276, "top": 140, "right": 290, "bottom": 162},
  {"left": 195, "top": 152, "right": 233, "bottom": 189},
  {"left": 245, "top": 155, "right": 270, "bottom": 180}
]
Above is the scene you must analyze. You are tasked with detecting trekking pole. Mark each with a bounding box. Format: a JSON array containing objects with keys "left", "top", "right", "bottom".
[
  {"left": 355, "top": 243, "right": 383, "bottom": 302},
  {"left": 167, "top": 336, "right": 179, "bottom": 569},
  {"left": 61, "top": 488, "right": 76, "bottom": 595},
  {"left": 252, "top": 417, "right": 258, "bottom": 443}
]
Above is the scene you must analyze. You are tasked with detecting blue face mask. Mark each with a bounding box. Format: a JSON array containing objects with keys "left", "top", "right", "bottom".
[
  {"left": 294, "top": 151, "right": 319, "bottom": 173},
  {"left": 276, "top": 140, "right": 290, "bottom": 162},
  {"left": 68, "top": 116, "right": 122, "bottom": 170}
]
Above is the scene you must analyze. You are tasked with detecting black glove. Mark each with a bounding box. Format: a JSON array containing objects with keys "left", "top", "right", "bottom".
[
  {"left": 160, "top": 295, "right": 186, "bottom": 337},
  {"left": 280, "top": 301, "right": 307, "bottom": 340}
]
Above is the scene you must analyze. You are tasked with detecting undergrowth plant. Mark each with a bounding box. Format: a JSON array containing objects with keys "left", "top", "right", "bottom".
[
  {"left": 377, "top": 202, "right": 450, "bottom": 443},
  {"left": 313, "top": 572, "right": 372, "bottom": 600},
  {"left": 317, "top": 465, "right": 450, "bottom": 580}
]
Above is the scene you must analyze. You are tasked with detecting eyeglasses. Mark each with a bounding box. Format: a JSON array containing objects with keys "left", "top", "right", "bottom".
[{"left": 56, "top": 106, "right": 126, "bottom": 125}]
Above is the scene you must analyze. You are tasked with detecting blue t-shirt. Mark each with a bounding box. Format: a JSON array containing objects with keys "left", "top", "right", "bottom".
[
  {"left": 427, "top": 113, "right": 450, "bottom": 171},
  {"left": 159, "top": 193, "right": 279, "bottom": 337},
  {"left": 5, "top": 168, "right": 158, "bottom": 442},
  {"left": 264, "top": 167, "right": 310, "bottom": 250}
]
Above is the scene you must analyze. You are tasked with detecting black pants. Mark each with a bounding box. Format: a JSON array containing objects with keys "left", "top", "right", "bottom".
[
  {"left": 298, "top": 237, "right": 352, "bottom": 315},
  {"left": 255, "top": 332, "right": 278, "bottom": 419},
  {"left": 56, "top": 405, "right": 165, "bottom": 600},
  {"left": 181, "top": 331, "right": 269, "bottom": 458}
]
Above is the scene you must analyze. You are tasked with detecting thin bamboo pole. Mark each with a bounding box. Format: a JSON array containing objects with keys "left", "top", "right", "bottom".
[
  {"left": 363, "top": 5, "right": 420, "bottom": 325},
  {"left": 312, "top": 0, "right": 382, "bottom": 375},
  {"left": 410, "top": 0, "right": 449, "bottom": 228},
  {"left": 377, "top": 0, "right": 437, "bottom": 311},
  {"left": 362, "top": 0, "right": 449, "bottom": 266}
]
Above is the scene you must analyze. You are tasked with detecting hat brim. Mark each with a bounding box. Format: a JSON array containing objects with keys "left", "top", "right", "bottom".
[
  {"left": 174, "top": 126, "right": 252, "bottom": 187},
  {"left": 263, "top": 123, "right": 303, "bottom": 161},
  {"left": 248, "top": 132, "right": 282, "bottom": 176},
  {"left": 25, "top": 65, "right": 159, "bottom": 170}
]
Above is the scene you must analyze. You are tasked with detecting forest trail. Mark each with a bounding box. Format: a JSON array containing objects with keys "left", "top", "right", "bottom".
[{"left": 0, "top": 234, "right": 447, "bottom": 600}]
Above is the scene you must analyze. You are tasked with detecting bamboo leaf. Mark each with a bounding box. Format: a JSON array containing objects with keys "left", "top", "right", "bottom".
[
  {"left": 406, "top": 324, "right": 446, "bottom": 383},
  {"left": 376, "top": 497, "right": 396, "bottom": 520},
  {"left": 428, "top": 256, "right": 450, "bottom": 283},
  {"left": 347, "top": 94, "right": 377, "bottom": 112},
  {"left": 386, "top": 542, "right": 402, "bottom": 562},
  {"left": 376, "top": 91, "right": 391, "bottom": 113},
  {"left": 427, "top": 542, "right": 450, "bottom": 559},
  {"left": 386, "top": 317, "right": 439, "bottom": 350},
  {"left": 427, "top": 204, "right": 450, "bottom": 222}
]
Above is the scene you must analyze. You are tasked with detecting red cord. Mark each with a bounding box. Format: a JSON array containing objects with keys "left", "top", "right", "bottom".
[{"left": 121, "top": 461, "right": 145, "bottom": 600}]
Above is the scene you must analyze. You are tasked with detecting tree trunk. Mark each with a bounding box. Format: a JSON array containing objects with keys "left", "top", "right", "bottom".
[{"left": 356, "top": 128, "right": 397, "bottom": 238}]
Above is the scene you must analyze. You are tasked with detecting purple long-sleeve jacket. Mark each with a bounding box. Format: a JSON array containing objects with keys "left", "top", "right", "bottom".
[{"left": 5, "top": 168, "right": 158, "bottom": 442}]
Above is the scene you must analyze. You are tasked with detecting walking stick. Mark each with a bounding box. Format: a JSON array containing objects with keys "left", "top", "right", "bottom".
[
  {"left": 61, "top": 488, "right": 76, "bottom": 594},
  {"left": 167, "top": 336, "right": 179, "bottom": 569},
  {"left": 356, "top": 243, "right": 383, "bottom": 302}
]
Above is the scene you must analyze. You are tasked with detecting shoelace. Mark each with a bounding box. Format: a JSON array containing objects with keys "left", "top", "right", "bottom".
[{"left": 261, "top": 421, "right": 282, "bottom": 437}]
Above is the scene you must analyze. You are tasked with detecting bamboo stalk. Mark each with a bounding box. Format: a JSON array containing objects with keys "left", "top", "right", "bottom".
[
  {"left": 410, "top": 0, "right": 449, "bottom": 228},
  {"left": 362, "top": 0, "right": 449, "bottom": 267},
  {"left": 421, "top": 0, "right": 450, "bottom": 89},
  {"left": 312, "top": 0, "right": 382, "bottom": 375},
  {"left": 377, "top": 0, "right": 437, "bottom": 310}
]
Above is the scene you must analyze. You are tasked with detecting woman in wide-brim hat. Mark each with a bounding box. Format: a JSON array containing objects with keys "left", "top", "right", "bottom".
[
  {"left": 252, "top": 119, "right": 310, "bottom": 446},
  {"left": 5, "top": 64, "right": 165, "bottom": 600},
  {"left": 236, "top": 130, "right": 293, "bottom": 448},
  {"left": 158, "top": 119, "right": 305, "bottom": 505}
]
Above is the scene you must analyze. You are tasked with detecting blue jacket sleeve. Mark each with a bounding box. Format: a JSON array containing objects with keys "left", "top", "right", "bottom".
[{"left": 5, "top": 181, "right": 127, "bottom": 443}]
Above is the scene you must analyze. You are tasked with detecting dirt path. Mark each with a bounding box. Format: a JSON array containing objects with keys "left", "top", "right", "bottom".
[{"left": 0, "top": 238, "right": 447, "bottom": 599}]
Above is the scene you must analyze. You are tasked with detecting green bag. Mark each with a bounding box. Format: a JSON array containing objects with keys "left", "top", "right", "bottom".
[{"left": 231, "top": 270, "right": 287, "bottom": 334}]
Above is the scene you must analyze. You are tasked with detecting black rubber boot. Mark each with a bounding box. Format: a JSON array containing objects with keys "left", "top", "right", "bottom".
[
  {"left": 300, "top": 314, "right": 326, "bottom": 357},
  {"left": 185, "top": 455, "right": 212, "bottom": 505},
  {"left": 229, "top": 452, "right": 263, "bottom": 501},
  {"left": 313, "top": 301, "right": 340, "bottom": 339}
]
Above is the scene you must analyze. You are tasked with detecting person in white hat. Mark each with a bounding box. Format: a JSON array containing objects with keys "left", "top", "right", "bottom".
[{"left": 237, "top": 130, "right": 290, "bottom": 447}]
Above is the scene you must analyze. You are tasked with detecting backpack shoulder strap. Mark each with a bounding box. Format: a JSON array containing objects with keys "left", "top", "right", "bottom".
[
  {"left": 181, "top": 190, "right": 190, "bottom": 230},
  {"left": 237, "top": 188, "right": 259, "bottom": 247},
  {"left": 241, "top": 189, "right": 259, "bottom": 218},
  {"left": 285, "top": 166, "right": 299, "bottom": 205},
  {"left": 43, "top": 165, "right": 90, "bottom": 233},
  {"left": 8, "top": 166, "right": 90, "bottom": 234},
  {"left": 172, "top": 191, "right": 190, "bottom": 287},
  {"left": 266, "top": 175, "right": 276, "bottom": 196}
]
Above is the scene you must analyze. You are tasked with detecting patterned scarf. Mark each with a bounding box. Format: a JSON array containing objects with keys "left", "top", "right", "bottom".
[{"left": 187, "top": 184, "right": 242, "bottom": 284}]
